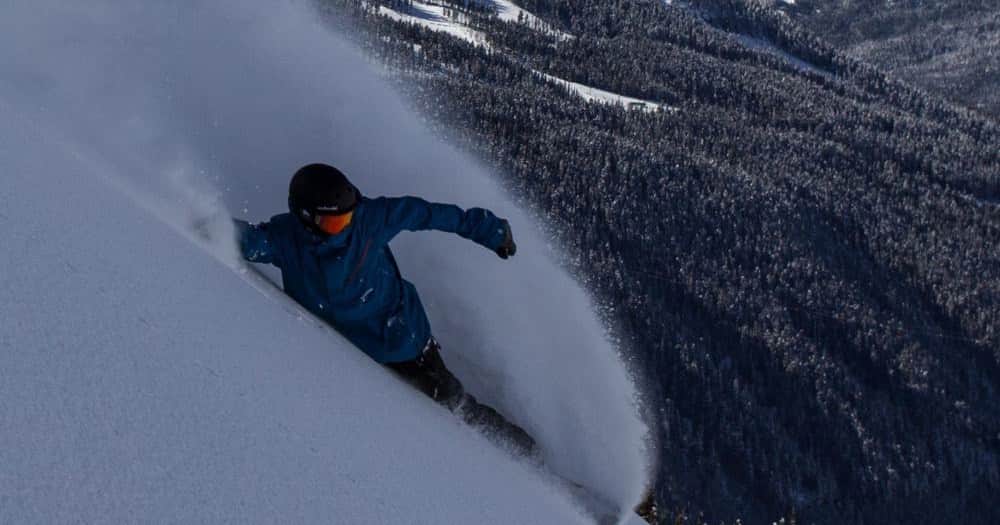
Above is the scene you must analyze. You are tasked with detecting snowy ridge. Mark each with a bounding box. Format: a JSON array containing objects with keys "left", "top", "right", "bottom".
[{"left": 0, "top": 0, "right": 651, "bottom": 522}]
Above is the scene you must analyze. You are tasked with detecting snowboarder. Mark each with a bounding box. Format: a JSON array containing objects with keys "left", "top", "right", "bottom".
[{"left": 233, "top": 163, "right": 534, "bottom": 454}]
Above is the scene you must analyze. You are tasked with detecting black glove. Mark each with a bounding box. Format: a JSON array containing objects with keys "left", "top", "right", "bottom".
[{"left": 495, "top": 222, "right": 517, "bottom": 259}]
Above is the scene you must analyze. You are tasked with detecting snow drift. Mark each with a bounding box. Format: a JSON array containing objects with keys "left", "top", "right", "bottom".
[{"left": 0, "top": 0, "right": 651, "bottom": 519}]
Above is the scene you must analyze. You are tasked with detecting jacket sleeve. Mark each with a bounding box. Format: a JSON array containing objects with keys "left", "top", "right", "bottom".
[
  {"left": 374, "top": 196, "right": 508, "bottom": 250},
  {"left": 233, "top": 219, "right": 283, "bottom": 267}
]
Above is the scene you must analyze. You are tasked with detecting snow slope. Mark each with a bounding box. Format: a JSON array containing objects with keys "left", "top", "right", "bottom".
[
  {"left": 0, "top": 103, "right": 586, "bottom": 524},
  {"left": 0, "top": 0, "right": 651, "bottom": 521}
]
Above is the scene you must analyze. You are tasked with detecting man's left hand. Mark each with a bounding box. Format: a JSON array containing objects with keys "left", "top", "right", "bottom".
[{"left": 496, "top": 222, "right": 517, "bottom": 259}]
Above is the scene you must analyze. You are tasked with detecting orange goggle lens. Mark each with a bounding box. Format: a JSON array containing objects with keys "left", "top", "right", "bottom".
[{"left": 315, "top": 210, "right": 354, "bottom": 235}]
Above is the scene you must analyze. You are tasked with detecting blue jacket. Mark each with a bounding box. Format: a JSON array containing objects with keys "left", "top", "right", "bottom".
[{"left": 235, "top": 196, "right": 509, "bottom": 363}]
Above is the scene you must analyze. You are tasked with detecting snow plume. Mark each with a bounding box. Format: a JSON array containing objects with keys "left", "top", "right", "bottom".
[{"left": 0, "top": 0, "right": 651, "bottom": 514}]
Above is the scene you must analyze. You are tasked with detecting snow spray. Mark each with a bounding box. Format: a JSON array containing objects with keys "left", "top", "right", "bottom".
[{"left": 0, "top": 0, "right": 653, "bottom": 514}]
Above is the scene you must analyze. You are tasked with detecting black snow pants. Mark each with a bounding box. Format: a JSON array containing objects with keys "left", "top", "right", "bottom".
[{"left": 386, "top": 338, "right": 536, "bottom": 456}]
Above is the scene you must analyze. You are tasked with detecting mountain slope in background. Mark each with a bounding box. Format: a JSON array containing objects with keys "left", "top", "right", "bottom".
[
  {"left": 774, "top": 0, "right": 1000, "bottom": 117},
  {"left": 324, "top": 0, "right": 1000, "bottom": 523}
]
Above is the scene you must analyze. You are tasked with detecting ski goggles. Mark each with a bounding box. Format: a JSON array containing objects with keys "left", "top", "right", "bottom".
[{"left": 315, "top": 210, "right": 354, "bottom": 235}]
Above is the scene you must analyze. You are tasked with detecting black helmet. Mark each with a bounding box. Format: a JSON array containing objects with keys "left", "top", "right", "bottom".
[{"left": 288, "top": 163, "right": 359, "bottom": 229}]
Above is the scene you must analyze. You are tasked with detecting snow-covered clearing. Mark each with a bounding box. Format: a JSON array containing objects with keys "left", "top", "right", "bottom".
[
  {"left": 377, "top": 1, "right": 490, "bottom": 47},
  {"left": 486, "top": 0, "right": 573, "bottom": 40},
  {"left": 0, "top": 0, "right": 651, "bottom": 522},
  {"left": 535, "top": 71, "right": 668, "bottom": 112}
]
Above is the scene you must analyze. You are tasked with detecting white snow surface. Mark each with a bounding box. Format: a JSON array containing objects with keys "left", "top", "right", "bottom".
[
  {"left": 0, "top": 109, "right": 585, "bottom": 524},
  {"left": 0, "top": 0, "right": 651, "bottom": 522}
]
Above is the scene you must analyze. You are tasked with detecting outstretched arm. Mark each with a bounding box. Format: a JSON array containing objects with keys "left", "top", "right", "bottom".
[
  {"left": 375, "top": 196, "right": 515, "bottom": 257},
  {"left": 233, "top": 219, "right": 283, "bottom": 267}
]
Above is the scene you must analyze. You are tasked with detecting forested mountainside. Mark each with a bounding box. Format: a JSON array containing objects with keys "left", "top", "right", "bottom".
[
  {"left": 320, "top": 0, "right": 1000, "bottom": 523},
  {"left": 775, "top": 0, "right": 1000, "bottom": 117}
]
